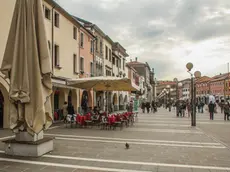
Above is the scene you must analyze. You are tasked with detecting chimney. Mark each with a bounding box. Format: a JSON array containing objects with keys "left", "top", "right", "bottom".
[{"left": 136, "top": 57, "right": 138, "bottom": 61}]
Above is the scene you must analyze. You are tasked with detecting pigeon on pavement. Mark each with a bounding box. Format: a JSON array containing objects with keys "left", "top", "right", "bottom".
[{"left": 125, "top": 143, "right": 130, "bottom": 149}]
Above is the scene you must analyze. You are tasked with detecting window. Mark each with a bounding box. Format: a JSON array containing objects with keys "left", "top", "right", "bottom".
[
  {"left": 90, "top": 40, "right": 94, "bottom": 53},
  {"left": 73, "top": 27, "right": 77, "bottom": 40},
  {"left": 54, "top": 44, "right": 59, "bottom": 67},
  {"left": 90, "top": 62, "right": 93, "bottom": 75},
  {"left": 105, "top": 46, "right": 108, "bottom": 59},
  {"left": 106, "top": 70, "right": 111, "bottom": 76},
  {"left": 45, "top": 7, "right": 50, "bottom": 20},
  {"left": 109, "top": 49, "right": 112, "bottom": 61},
  {"left": 73, "top": 54, "right": 77, "bottom": 74},
  {"left": 96, "top": 37, "right": 98, "bottom": 51},
  {"left": 116, "top": 59, "right": 118, "bottom": 67},
  {"left": 80, "top": 57, "right": 84, "bottom": 71},
  {"left": 100, "top": 41, "right": 102, "bottom": 53},
  {"left": 54, "top": 12, "right": 59, "bottom": 27},
  {"left": 118, "top": 59, "right": 121, "bottom": 68},
  {"left": 123, "top": 59, "right": 125, "bottom": 70},
  {"left": 112, "top": 57, "right": 115, "bottom": 65},
  {"left": 80, "top": 33, "right": 84, "bottom": 47}
]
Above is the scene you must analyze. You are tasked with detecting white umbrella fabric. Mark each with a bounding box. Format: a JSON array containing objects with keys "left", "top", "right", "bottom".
[
  {"left": 0, "top": 0, "right": 53, "bottom": 135},
  {"left": 67, "top": 76, "right": 137, "bottom": 91},
  {"left": 208, "top": 95, "right": 215, "bottom": 103},
  {"left": 67, "top": 76, "right": 138, "bottom": 114}
]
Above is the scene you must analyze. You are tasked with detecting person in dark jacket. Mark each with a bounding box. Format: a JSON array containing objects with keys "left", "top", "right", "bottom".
[
  {"left": 152, "top": 100, "right": 157, "bottom": 113},
  {"left": 208, "top": 101, "right": 215, "bottom": 120},
  {"left": 141, "top": 101, "right": 146, "bottom": 113},
  {"left": 67, "top": 103, "right": 75, "bottom": 115},
  {"left": 200, "top": 102, "right": 205, "bottom": 113},
  {"left": 81, "top": 94, "right": 88, "bottom": 114},
  {"left": 182, "top": 102, "right": 186, "bottom": 117},
  {"left": 224, "top": 102, "right": 230, "bottom": 121},
  {"left": 146, "top": 102, "right": 151, "bottom": 113}
]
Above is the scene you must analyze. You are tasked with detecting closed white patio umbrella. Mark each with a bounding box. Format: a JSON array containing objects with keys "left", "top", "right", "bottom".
[{"left": 0, "top": 0, "right": 53, "bottom": 135}]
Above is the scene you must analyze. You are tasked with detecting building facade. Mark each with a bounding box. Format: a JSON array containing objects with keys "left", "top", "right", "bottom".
[
  {"left": 179, "top": 79, "right": 190, "bottom": 100},
  {"left": 78, "top": 24, "right": 95, "bottom": 113},
  {"left": 111, "top": 43, "right": 129, "bottom": 111},
  {"left": 0, "top": 0, "right": 87, "bottom": 127},
  {"left": 126, "top": 58, "right": 152, "bottom": 102}
]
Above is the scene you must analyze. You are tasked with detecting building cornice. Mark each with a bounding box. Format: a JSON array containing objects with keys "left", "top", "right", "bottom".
[{"left": 44, "top": 0, "right": 81, "bottom": 28}]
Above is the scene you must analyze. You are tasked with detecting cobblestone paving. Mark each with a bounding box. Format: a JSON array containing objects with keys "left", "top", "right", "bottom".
[{"left": 0, "top": 108, "right": 230, "bottom": 172}]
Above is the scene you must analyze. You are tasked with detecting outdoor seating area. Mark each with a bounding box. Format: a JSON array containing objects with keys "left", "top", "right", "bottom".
[{"left": 65, "top": 111, "right": 136, "bottom": 130}]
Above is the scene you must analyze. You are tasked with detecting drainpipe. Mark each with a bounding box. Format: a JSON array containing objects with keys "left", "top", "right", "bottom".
[
  {"left": 78, "top": 26, "right": 82, "bottom": 113},
  {"left": 92, "top": 37, "right": 96, "bottom": 107},
  {"left": 51, "top": 5, "right": 55, "bottom": 73}
]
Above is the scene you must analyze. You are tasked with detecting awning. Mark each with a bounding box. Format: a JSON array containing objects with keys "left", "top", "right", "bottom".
[
  {"left": 52, "top": 78, "right": 76, "bottom": 89},
  {"left": 66, "top": 76, "right": 138, "bottom": 91},
  {"left": 52, "top": 82, "right": 76, "bottom": 89}
]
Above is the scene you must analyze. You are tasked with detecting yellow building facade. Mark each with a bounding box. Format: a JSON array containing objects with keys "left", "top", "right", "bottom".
[{"left": 0, "top": 0, "right": 86, "bottom": 128}]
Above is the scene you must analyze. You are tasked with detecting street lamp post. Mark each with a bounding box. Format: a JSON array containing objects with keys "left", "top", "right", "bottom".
[
  {"left": 169, "top": 88, "right": 173, "bottom": 112},
  {"left": 173, "top": 78, "right": 179, "bottom": 116},
  {"left": 174, "top": 78, "right": 182, "bottom": 117},
  {"left": 186, "top": 62, "right": 201, "bottom": 127},
  {"left": 163, "top": 88, "right": 167, "bottom": 108},
  {"left": 166, "top": 85, "right": 171, "bottom": 111}
]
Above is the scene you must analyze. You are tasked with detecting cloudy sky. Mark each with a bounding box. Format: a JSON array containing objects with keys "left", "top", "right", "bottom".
[{"left": 57, "top": 0, "right": 230, "bottom": 80}]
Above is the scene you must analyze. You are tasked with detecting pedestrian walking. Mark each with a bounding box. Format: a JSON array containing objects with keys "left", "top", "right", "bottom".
[
  {"left": 62, "top": 101, "right": 68, "bottom": 123},
  {"left": 224, "top": 102, "right": 230, "bottom": 121},
  {"left": 197, "top": 102, "right": 201, "bottom": 113},
  {"left": 151, "top": 100, "right": 155, "bottom": 113},
  {"left": 200, "top": 101, "right": 204, "bottom": 113},
  {"left": 208, "top": 101, "right": 215, "bottom": 120},
  {"left": 146, "top": 102, "right": 151, "bottom": 113},
  {"left": 141, "top": 101, "right": 146, "bottom": 113},
  {"left": 181, "top": 102, "right": 186, "bottom": 117},
  {"left": 187, "top": 101, "right": 191, "bottom": 118}
]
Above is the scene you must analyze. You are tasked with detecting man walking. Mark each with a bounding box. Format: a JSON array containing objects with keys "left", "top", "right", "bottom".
[
  {"left": 208, "top": 101, "right": 215, "bottom": 120},
  {"left": 224, "top": 102, "right": 230, "bottom": 121}
]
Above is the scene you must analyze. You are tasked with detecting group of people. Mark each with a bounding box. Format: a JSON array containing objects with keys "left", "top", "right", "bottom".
[
  {"left": 174, "top": 100, "right": 230, "bottom": 121},
  {"left": 141, "top": 100, "right": 157, "bottom": 113}
]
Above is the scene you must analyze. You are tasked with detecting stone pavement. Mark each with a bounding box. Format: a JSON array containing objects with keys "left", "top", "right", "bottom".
[{"left": 0, "top": 108, "right": 230, "bottom": 172}]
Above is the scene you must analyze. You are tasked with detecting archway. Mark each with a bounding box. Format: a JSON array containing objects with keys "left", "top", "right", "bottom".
[
  {"left": 0, "top": 91, "right": 4, "bottom": 128},
  {"left": 53, "top": 88, "right": 65, "bottom": 110},
  {"left": 68, "top": 90, "right": 72, "bottom": 104},
  {"left": 119, "top": 94, "right": 124, "bottom": 110},
  {"left": 82, "top": 90, "right": 93, "bottom": 109},
  {"left": 124, "top": 95, "right": 128, "bottom": 104},
  {"left": 54, "top": 89, "right": 60, "bottom": 110},
  {"left": 71, "top": 90, "right": 77, "bottom": 112},
  {"left": 81, "top": 90, "right": 89, "bottom": 114},
  {"left": 113, "top": 93, "right": 118, "bottom": 111},
  {"left": 0, "top": 77, "right": 10, "bottom": 128},
  {"left": 108, "top": 92, "right": 112, "bottom": 112},
  {"left": 96, "top": 91, "right": 103, "bottom": 110}
]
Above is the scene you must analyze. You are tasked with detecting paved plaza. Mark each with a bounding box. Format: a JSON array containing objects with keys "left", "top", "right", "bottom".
[{"left": 0, "top": 108, "right": 230, "bottom": 172}]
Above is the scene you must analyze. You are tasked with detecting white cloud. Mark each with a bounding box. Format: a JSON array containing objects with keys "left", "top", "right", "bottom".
[{"left": 57, "top": 0, "right": 230, "bottom": 80}]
